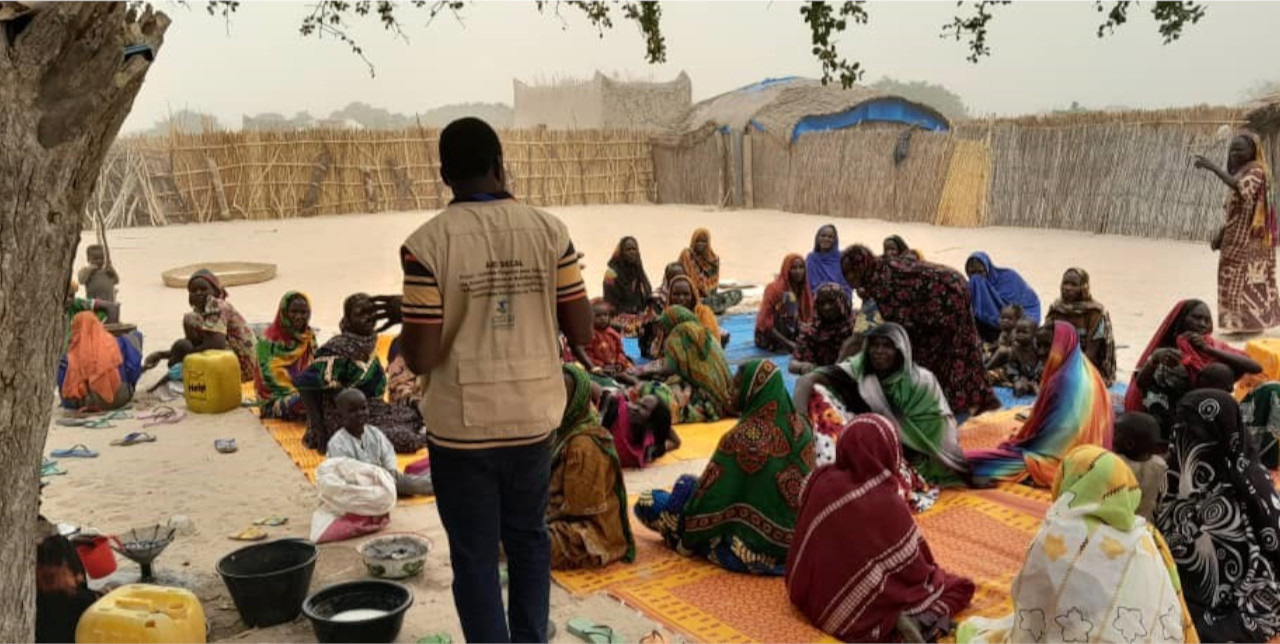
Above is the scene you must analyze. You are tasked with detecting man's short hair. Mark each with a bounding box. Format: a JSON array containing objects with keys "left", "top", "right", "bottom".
[{"left": 440, "top": 117, "right": 502, "bottom": 184}]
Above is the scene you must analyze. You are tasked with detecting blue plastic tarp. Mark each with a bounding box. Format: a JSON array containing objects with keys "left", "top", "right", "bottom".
[{"left": 792, "top": 98, "right": 949, "bottom": 142}]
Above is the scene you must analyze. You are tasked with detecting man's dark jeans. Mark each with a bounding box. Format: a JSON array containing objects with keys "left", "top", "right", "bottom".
[{"left": 429, "top": 436, "right": 552, "bottom": 643}]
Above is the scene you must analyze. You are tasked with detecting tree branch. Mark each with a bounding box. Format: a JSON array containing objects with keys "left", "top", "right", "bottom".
[
  {"left": 800, "top": 1, "right": 868, "bottom": 88},
  {"left": 941, "top": 0, "right": 1009, "bottom": 63}
]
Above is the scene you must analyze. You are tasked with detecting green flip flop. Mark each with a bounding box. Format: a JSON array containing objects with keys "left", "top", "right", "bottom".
[
  {"left": 567, "top": 618, "right": 619, "bottom": 644},
  {"left": 417, "top": 634, "right": 452, "bottom": 644}
]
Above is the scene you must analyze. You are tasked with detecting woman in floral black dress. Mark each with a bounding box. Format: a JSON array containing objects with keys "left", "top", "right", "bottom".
[{"left": 841, "top": 245, "right": 999, "bottom": 416}]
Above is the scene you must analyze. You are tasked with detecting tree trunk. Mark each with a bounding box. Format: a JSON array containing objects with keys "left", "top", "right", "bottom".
[{"left": 0, "top": 4, "right": 166, "bottom": 639}]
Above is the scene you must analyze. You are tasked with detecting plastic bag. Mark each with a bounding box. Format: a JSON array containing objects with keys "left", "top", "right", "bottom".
[{"left": 310, "top": 458, "right": 396, "bottom": 543}]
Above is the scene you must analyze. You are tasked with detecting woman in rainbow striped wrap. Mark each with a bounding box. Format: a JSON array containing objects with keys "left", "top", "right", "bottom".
[{"left": 964, "top": 320, "right": 1114, "bottom": 487}]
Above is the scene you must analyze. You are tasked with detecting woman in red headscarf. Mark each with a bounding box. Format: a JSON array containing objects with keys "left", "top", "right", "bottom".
[
  {"left": 754, "top": 253, "right": 814, "bottom": 354},
  {"left": 787, "top": 413, "right": 974, "bottom": 642}
]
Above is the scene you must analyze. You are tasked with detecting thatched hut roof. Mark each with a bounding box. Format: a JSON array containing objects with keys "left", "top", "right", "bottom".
[{"left": 676, "top": 77, "right": 951, "bottom": 145}]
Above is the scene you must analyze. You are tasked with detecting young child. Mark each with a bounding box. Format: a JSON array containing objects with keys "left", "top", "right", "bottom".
[
  {"left": 1114, "top": 411, "right": 1167, "bottom": 524},
  {"left": 326, "top": 388, "right": 433, "bottom": 497},
  {"left": 983, "top": 304, "right": 1024, "bottom": 360},
  {"left": 569, "top": 298, "right": 634, "bottom": 376},
  {"left": 986, "top": 317, "right": 1042, "bottom": 396},
  {"left": 1197, "top": 361, "right": 1238, "bottom": 393},
  {"left": 77, "top": 244, "right": 118, "bottom": 301}
]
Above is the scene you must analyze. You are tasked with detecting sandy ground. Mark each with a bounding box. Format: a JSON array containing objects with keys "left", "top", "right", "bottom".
[{"left": 41, "top": 203, "right": 1271, "bottom": 643}]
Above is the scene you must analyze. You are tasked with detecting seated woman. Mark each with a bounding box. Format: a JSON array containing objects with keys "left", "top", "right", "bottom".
[
  {"left": 679, "top": 228, "right": 741, "bottom": 315},
  {"left": 655, "top": 275, "right": 726, "bottom": 351},
  {"left": 635, "top": 359, "right": 813, "bottom": 575},
  {"left": 842, "top": 245, "right": 998, "bottom": 416},
  {"left": 754, "top": 253, "right": 813, "bottom": 354},
  {"left": 965, "top": 251, "right": 1042, "bottom": 343},
  {"left": 881, "top": 234, "right": 913, "bottom": 259},
  {"left": 788, "top": 414, "right": 975, "bottom": 643},
  {"left": 598, "top": 385, "right": 678, "bottom": 468},
  {"left": 1125, "top": 299, "right": 1261, "bottom": 436},
  {"left": 143, "top": 269, "right": 259, "bottom": 384},
  {"left": 966, "top": 321, "right": 1114, "bottom": 487},
  {"left": 1156, "top": 389, "right": 1280, "bottom": 642},
  {"left": 548, "top": 364, "right": 636, "bottom": 570},
  {"left": 795, "top": 322, "right": 971, "bottom": 488},
  {"left": 1044, "top": 267, "right": 1117, "bottom": 385},
  {"left": 58, "top": 311, "right": 142, "bottom": 411},
  {"left": 326, "top": 388, "right": 433, "bottom": 497},
  {"left": 641, "top": 306, "right": 734, "bottom": 423},
  {"left": 959, "top": 445, "right": 1198, "bottom": 644},
  {"left": 602, "top": 236, "right": 659, "bottom": 338},
  {"left": 805, "top": 225, "right": 850, "bottom": 299},
  {"left": 297, "top": 293, "right": 423, "bottom": 453},
  {"left": 790, "top": 283, "right": 854, "bottom": 376},
  {"left": 254, "top": 291, "right": 317, "bottom": 419}
]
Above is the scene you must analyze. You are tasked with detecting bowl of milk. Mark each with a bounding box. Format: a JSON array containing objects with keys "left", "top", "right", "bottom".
[{"left": 302, "top": 579, "right": 414, "bottom": 643}]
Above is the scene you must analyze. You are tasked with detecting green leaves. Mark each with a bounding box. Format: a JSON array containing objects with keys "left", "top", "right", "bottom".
[{"left": 800, "top": 1, "right": 868, "bottom": 88}]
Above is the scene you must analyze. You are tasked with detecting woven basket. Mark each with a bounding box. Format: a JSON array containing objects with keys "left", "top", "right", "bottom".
[{"left": 161, "top": 262, "right": 277, "bottom": 289}]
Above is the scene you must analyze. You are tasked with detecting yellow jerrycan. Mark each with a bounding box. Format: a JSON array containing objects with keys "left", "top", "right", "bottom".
[
  {"left": 183, "top": 349, "right": 242, "bottom": 414},
  {"left": 75, "top": 584, "right": 206, "bottom": 643}
]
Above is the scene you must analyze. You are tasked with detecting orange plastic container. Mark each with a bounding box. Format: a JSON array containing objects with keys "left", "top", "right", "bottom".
[
  {"left": 75, "top": 584, "right": 206, "bottom": 643},
  {"left": 183, "top": 350, "right": 241, "bottom": 414}
]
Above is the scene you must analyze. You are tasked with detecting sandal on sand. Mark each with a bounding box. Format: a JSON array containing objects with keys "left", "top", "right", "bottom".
[
  {"left": 417, "top": 634, "right": 453, "bottom": 644},
  {"left": 214, "top": 438, "right": 238, "bottom": 454},
  {"left": 638, "top": 631, "right": 668, "bottom": 644},
  {"left": 111, "top": 432, "right": 156, "bottom": 447},
  {"left": 56, "top": 418, "right": 90, "bottom": 427},
  {"left": 229, "top": 526, "right": 267, "bottom": 541},
  {"left": 567, "top": 618, "right": 620, "bottom": 644},
  {"left": 41, "top": 460, "right": 67, "bottom": 477},
  {"left": 50, "top": 444, "right": 98, "bottom": 458},
  {"left": 140, "top": 406, "right": 186, "bottom": 428},
  {"left": 253, "top": 516, "right": 288, "bottom": 526}
]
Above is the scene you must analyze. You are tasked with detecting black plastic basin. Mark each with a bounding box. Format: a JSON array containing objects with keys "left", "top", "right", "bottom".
[
  {"left": 216, "top": 538, "right": 318, "bottom": 628},
  {"left": 303, "top": 580, "right": 414, "bottom": 644}
]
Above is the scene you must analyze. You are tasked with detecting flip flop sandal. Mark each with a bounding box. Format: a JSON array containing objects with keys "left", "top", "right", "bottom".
[
  {"left": 41, "top": 461, "right": 67, "bottom": 477},
  {"left": 567, "top": 618, "right": 620, "bottom": 644},
  {"left": 111, "top": 432, "right": 156, "bottom": 447},
  {"left": 638, "top": 631, "right": 668, "bottom": 644},
  {"left": 229, "top": 526, "right": 267, "bottom": 541},
  {"left": 143, "top": 408, "right": 186, "bottom": 428},
  {"left": 135, "top": 405, "right": 175, "bottom": 420},
  {"left": 50, "top": 444, "right": 98, "bottom": 458},
  {"left": 417, "top": 634, "right": 453, "bottom": 644},
  {"left": 214, "top": 438, "right": 238, "bottom": 454},
  {"left": 56, "top": 418, "right": 89, "bottom": 427},
  {"left": 82, "top": 417, "right": 117, "bottom": 429},
  {"left": 253, "top": 516, "right": 288, "bottom": 526}
]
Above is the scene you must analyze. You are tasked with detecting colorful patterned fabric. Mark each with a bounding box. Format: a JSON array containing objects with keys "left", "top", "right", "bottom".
[
  {"left": 1155, "top": 389, "right": 1280, "bottom": 642},
  {"left": 787, "top": 414, "right": 974, "bottom": 642},
  {"left": 959, "top": 445, "right": 1199, "bottom": 644},
  {"left": 603, "top": 236, "right": 654, "bottom": 314},
  {"left": 635, "top": 360, "right": 814, "bottom": 575},
  {"left": 792, "top": 283, "right": 854, "bottom": 369},
  {"left": 678, "top": 228, "right": 720, "bottom": 298},
  {"left": 549, "top": 364, "right": 635, "bottom": 568},
  {"left": 661, "top": 306, "right": 733, "bottom": 423},
  {"left": 966, "top": 322, "right": 1114, "bottom": 486},
  {"left": 805, "top": 225, "right": 850, "bottom": 299},
  {"left": 841, "top": 246, "right": 997, "bottom": 413},
  {"left": 966, "top": 251, "right": 1042, "bottom": 331},
  {"left": 61, "top": 311, "right": 123, "bottom": 405},
  {"left": 836, "top": 322, "right": 970, "bottom": 487},
  {"left": 755, "top": 253, "right": 813, "bottom": 352},
  {"left": 1218, "top": 132, "right": 1280, "bottom": 333},
  {"left": 1124, "top": 299, "right": 1247, "bottom": 416},
  {"left": 1240, "top": 381, "right": 1280, "bottom": 468},
  {"left": 1044, "top": 267, "right": 1117, "bottom": 385},
  {"left": 255, "top": 291, "right": 316, "bottom": 419},
  {"left": 186, "top": 269, "right": 259, "bottom": 383}
]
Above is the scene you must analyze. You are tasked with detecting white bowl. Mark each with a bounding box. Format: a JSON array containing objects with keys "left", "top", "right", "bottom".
[{"left": 358, "top": 534, "right": 431, "bottom": 579}]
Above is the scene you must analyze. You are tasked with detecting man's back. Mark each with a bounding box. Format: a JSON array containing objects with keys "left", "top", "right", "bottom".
[{"left": 401, "top": 197, "right": 584, "bottom": 448}]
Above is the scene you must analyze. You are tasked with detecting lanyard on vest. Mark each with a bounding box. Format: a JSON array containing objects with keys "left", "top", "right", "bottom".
[{"left": 450, "top": 191, "right": 514, "bottom": 205}]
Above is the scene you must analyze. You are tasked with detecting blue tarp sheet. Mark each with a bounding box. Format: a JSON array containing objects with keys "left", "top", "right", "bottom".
[{"left": 792, "top": 97, "right": 949, "bottom": 141}]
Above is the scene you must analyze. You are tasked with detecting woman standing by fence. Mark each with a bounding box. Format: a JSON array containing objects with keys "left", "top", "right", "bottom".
[{"left": 1195, "top": 132, "right": 1280, "bottom": 335}]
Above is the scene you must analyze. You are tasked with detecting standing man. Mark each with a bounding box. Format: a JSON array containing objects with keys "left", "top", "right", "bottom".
[{"left": 397, "top": 118, "right": 592, "bottom": 643}]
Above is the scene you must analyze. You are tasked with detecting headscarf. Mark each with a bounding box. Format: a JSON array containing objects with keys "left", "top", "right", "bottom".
[
  {"left": 603, "top": 236, "right": 652, "bottom": 314},
  {"left": 837, "top": 322, "right": 969, "bottom": 486},
  {"left": 1046, "top": 267, "right": 1116, "bottom": 384},
  {"left": 555, "top": 364, "right": 636, "bottom": 563},
  {"left": 966, "top": 251, "right": 1042, "bottom": 329},
  {"left": 662, "top": 307, "right": 733, "bottom": 418},
  {"left": 793, "top": 283, "right": 854, "bottom": 368},
  {"left": 1154, "top": 389, "right": 1280, "bottom": 642},
  {"left": 62, "top": 311, "right": 123, "bottom": 404},
  {"left": 1123, "top": 299, "right": 1245, "bottom": 412},
  {"left": 756, "top": 253, "right": 814, "bottom": 335},
  {"left": 883, "top": 235, "right": 910, "bottom": 256},
  {"left": 255, "top": 291, "right": 317, "bottom": 401},
  {"left": 1241, "top": 131, "right": 1278, "bottom": 248},
  {"left": 788, "top": 414, "right": 974, "bottom": 643},
  {"left": 679, "top": 360, "right": 813, "bottom": 567},
  {"left": 806, "top": 225, "right": 849, "bottom": 297},
  {"left": 188, "top": 268, "right": 228, "bottom": 299},
  {"left": 663, "top": 276, "right": 721, "bottom": 340},
  {"left": 958, "top": 445, "right": 1199, "bottom": 644},
  {"left": 678, "top": 228, "right": 719, "bottom": 297},
  {"left": 967, "top": 321, "right": 1114, "bottom": 486}
]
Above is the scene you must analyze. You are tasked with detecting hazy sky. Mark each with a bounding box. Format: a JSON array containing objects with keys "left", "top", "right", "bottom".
[{"left": 123, "top": 1, "right": 1280, "bottom": 132}]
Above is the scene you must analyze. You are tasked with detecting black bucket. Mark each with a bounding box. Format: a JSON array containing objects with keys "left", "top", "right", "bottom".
[
  {"left": 303, "top": 580, "right": 413, "bottom": 644},
  {"left": 216, "top": 538, "right": 318, "bottom": 628}
]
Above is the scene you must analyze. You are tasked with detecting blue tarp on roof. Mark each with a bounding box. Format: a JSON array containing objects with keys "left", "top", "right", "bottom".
[
  {"left": 791, "top": 97, "right": 949, "bottom": 142},
  {"left": 736, "top": 76, "right": 801, "bottom": 94}
]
